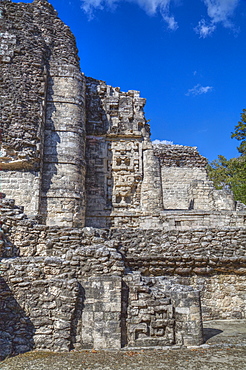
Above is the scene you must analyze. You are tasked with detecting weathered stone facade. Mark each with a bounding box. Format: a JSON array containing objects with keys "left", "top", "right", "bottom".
[
  {"left": 1, "top": 0, "right": 246, "bottom": 359},
  {"left": 1, "top": 0, "right": 86, "bottom": 227}
]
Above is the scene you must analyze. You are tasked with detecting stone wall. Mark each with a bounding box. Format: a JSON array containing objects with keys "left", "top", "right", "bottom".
[
  {"left": 114, "top": 228, "right": 246, "bottom": 320},
  {"left": 0, "top": 195, "right": 203, "bottom": 357},
  {"left": 0, "top": 259, "right": 79, "bottom": 357},
  {"left": 116, "top": 227, "right": 246, "bottom": 277},
  {"left": 154, "top": 144, "right": 235, "bottom": 211},
  {"left": 159, "top": 210, "right": 246, "bottom": 230},
  {"left": 0, "top": 193, "right": 204, "bottom": 356},
  {"left": 85, "top": 77, "right": 150, "bottom": 228},
  {"left": 154, "top": 145, "right": 208, "bottom": 168},
  {"left": 175, "top": 274, "right": 246, "bottom": 321},
  {"left": 160, "top": 167, "right": 208, "bottom": 210},
  {"left": 0, "top": 0, "right": 86, "bottom": 226},
  {"left": 0, "top": 171, "right": 41, "bottom": 216},
  {"left": 1, "top": 1, "right": 48, "bottom": 168},
  {"left": 1, "top": 193, "right": 246, "bottom": 324},
  {"left": 0, "top": 260, "right": 203, "bottom": 357},
  {"left": 124, "top": 274, "right": 203, "bottom": 347}
]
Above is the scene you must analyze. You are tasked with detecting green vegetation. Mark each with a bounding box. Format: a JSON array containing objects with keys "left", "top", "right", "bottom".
[
  {"left": 231, "top": 109, "right": 246, "bottom": 156},
  {"left": 208, "top": 109, "right": 246, "bottom": 204}
]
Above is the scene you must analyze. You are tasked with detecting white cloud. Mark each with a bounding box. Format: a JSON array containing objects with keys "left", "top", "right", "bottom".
[
  {"left": 80, "top": 0, "right": 179, "bottom": 29},
  {"left": 185, "top": 84, "right": 213, "bottom": 96},
  {"left": 162, "top": 14, "right": 178, "bottom": 30},
  {"left": 203, "top": 0, "right": 239, "bottom": 24},
  {"left": 133, "top": 0, "right": 170, "bottom": 15},
  {"left": 152, "top": 139, "right": 174, "bottom": 145},
  {"left": 194, "top": 19, "right": 216, "bottom": 38},
  {"left": 195, "top": 0, "right": 239, "bottom": 37},
  {"left": 81, "top": 0, "right": 240, "bottom": 36},
  {"left": 81, "top": 0, "right": 118, "bottom": 18}
]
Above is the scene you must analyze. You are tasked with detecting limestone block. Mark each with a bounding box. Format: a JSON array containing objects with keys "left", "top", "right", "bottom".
[
  {"left": 141, "top": 148, "right": 163, "bottom": 211},
  {"left": 0, "top": 171, "right": 41, "bottom": 216},
  {"left": 47, "top": 76, "right": 84, "bottom": 105},
  {"left": 45, "top": 102, "right": 85, "bottom": 132},
  {"left": 160, "top": 167, "right": 207, "bottom": 210},
  {"left": 81, "top": 276, "right": 122, "bottom": 350},
  {"left": 43, "top": 130, "right": 85, "bottom": 165}
]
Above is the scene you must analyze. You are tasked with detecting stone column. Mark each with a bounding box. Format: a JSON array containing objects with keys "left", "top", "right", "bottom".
[
  {"left": 40, "top": 66, "right": 86, "bottom": 227},
  {"left": 141, "top": 142, "right": 163, "bottom": 212}
]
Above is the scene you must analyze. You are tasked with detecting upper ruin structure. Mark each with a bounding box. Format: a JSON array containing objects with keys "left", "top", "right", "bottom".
[{"left": 0, "top": 0, "right": 243, "bottom": 230}]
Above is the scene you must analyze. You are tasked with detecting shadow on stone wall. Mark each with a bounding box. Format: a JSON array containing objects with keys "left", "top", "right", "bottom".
[
  {"left": 40, "top": 75, "right": 60, "bottom": 224},
  {"left": 85, "top": 78, "right": 113, "bottom": 228},
  {"left": 121, "top": 280, "right": 129, "bottom": 347},
  {"left": 1, "top": 233, "right": 20, "bottom": 259},
  {"left": 0, "top": 277, "right": 35, "bottom": 360},
  {"left": 70, "top": 282, "right": 85, "bottom": 350},
  {"left": 0, "top": 196, "right": 21, "bottom": 258}
]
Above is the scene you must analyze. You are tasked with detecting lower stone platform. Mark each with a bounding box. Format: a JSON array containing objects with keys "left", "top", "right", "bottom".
[{"left": 1, "top": 320, "right": 246, "bottom": 370}]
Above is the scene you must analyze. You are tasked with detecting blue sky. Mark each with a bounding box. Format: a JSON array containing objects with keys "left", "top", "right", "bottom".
[{"left": 15, "top": 0, "right": 246, "bottom": 161}]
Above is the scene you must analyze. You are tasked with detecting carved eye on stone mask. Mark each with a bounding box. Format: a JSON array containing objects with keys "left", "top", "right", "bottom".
[{"left": 124, "top": 158, "right": 130, "bottom": 166}]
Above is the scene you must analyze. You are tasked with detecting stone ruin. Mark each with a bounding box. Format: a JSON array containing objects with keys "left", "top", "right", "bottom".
[{"left": 0, "top": 0, "right": 246, "bottom": 358}]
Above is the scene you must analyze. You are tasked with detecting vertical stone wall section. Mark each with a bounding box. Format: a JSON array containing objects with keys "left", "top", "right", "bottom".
[
  {"left": 85, "top": 78, "right": 150, "bottom": 228},
  {"left": 154, "top": 144, "right": 235, "bottom": 211},
  {"left": 0, "top": 0, "right": 86, "bottom": 226},
  {"left": 41, "top": 65, "right": 86, "bottom": 227},
  {"left": 81, "top": 276, "right": 122, "bottom": 350},
  {"left": 123, "top": 274, "right": 203, "bottom": 347},
  {"left": 141, "top": 142, "right": 163, "bottom": 212}
]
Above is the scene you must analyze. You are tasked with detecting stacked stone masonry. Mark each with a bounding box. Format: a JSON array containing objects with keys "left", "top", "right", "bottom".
[
  {"left": 0, "top": 0, "right": 86, "bottom": 227},
  {"left": 1, "top": 193, "right": 246, "bottom": 356},
  {"left": 1, "top": 193, "right": 205, "bottom": 356},
  {"left": 0, "top": 0, "right": 246, "bottom": 359}
]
